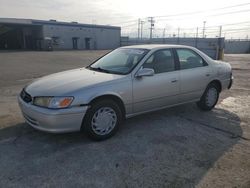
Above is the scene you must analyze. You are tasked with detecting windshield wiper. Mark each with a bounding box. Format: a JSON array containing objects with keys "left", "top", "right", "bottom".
[
  {"left": 88, "top": 66, "right": 111, "bottom": 73},
  {"left": 87, "top": 66, "right": 125, "bottom": 75}
]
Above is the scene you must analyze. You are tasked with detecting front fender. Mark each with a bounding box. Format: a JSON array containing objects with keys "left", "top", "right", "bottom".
[
  {"left": 70, "top": 78, "right": 133, "bottom": 114},
  {"left": 87, "top": 91, "right": 124, "bottom": 103}
]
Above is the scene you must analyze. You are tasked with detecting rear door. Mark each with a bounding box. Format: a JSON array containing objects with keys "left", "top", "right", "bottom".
[
  {"left": 132, "top": 49, "right": 180, "bottom": 113},
  {"left": 174, "top": 48, "right": 211, "bottom": 102}
]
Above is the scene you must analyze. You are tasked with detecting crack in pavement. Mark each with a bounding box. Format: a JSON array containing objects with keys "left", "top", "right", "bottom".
[
  {"left": 179, "top": 115, "right": 250, "bottom": 141},
  {"left": 0, "top": 137, "right": 17, "bottom": 144}
]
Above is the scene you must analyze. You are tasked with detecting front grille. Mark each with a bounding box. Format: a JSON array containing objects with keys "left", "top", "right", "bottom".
[{"left": 20, "top": 89, "right": 32, "bottom": 103}]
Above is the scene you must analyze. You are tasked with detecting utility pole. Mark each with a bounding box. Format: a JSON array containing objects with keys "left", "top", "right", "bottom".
[
  {"left": 219, "top": 26, "right": 222, "bottom": 38},
  {"left": 202, "top": 21, "right": 206, "bottom": 38},
  {"left": 140, "top": 20, "right": 144, "bottom": 40},
  {"left": 163, "top": 28, "right": 166, "bottom": 38},
  {"left": 138, "top": 18, "right": 140, "bottom": 41},
  {"left": 177, "top": 27, "right": 180, "bottom": 44},
  {"left": 195, "top": 27, "right": 199, "bottom": 47},
  {"left": 148, "top": 17, "right": 155, "bottom": 40},
  {"left": 162, "top": 28, "right": 166, "bottom": 43},
  {"left": 196, "top": 27, "right": 199, "bottom": 38},
  {"left": 162, "top": 25, "right": 168, "bottom": 40}
]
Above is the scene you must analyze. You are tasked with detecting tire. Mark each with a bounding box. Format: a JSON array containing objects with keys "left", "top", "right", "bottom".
[
  {"left": 196, "top": 83, "right": 220, "bottom": 111},
  {"left": 83, "top": 99, "right": 122, "bottom": 141}
]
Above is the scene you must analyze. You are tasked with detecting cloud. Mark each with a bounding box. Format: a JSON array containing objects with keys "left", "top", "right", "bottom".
[
  {"left": 0, "top": 0, "right": 135, "bottom": 25},
  {"left": 0, "top": 0, "right": 249, "bottom": 38}
]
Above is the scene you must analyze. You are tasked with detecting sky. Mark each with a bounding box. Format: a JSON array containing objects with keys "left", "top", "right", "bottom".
[{"left": 0, "top": 0, "right": 250, "bottom": 39}]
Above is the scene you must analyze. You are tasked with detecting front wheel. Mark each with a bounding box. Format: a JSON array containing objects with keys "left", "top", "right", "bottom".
[
  {"left": 83, "top": 99, "right": 122, "bottom": 141},
  {"left": 197, "top": 83, "right": 220, "bottom": 111}
]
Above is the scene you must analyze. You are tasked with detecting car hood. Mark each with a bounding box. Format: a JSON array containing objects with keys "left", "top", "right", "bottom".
[
  {"left": 25, "top": 68, "right": 125, "bottom": 97},
  {"left": 213, "top": 60, "right": 232, "bottom": 69}
]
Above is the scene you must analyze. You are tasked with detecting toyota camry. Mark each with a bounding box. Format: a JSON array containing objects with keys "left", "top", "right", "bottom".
[{"left": 18, "top": 45, "right": 233, "bottom": 140}]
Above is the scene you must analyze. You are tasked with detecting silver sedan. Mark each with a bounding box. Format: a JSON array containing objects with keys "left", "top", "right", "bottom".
[{"left": 18, "top": 45, "right": 233, "bottom": 140}]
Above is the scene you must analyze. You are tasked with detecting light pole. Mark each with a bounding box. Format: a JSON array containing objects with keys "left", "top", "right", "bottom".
[
  {"left": 148, "top": 17, "right": 155, "bottom": 41},
  {"left": 202, "top": 21, "right": 206, "bottom": 38},
  {"left": 140, "top": 20, "right": 144, "bottom": 40}
]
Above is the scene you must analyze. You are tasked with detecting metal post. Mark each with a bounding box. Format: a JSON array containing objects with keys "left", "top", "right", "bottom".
[
  {"left": 162, "top": 28, "right": 166, "bottom": 44},
  {"left": 177, "top": 27, "right": 180, "bottom": 44},
  {"left": 138, "top": 18, "right": 140, "bottom": 41},
  {"left": 148, "top": 17, "right": 155, "bottom": 41},
  {"left": 202, "top": 21, "right": 206, "bottom": 38},
  {"left": 219, "top": 26, "right": 222, "bottom": 38},
  {"left": 140, "top": 20, "right": 144, "bottom": 40},
  {"left": 195, "top": 27, "right": 198, "bottom": 47}
]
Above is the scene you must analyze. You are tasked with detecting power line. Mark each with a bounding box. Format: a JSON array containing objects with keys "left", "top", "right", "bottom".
[
  {"left": 208, "top": 9, "right": 250, "bottom": 17},
  {"left": 205, "top": 21, "right": 250, "bottom": 29},
  {"left": 206, "top": 27, "right": 250, "bottom": 33},
  {"left": 177, "top": 27, "right": 250, "bottom": 36},
  {"left": 155, "top": 2, "right": 250, "bottom": 19},
  {"left": 156, "top": 3, "right": 250, "bottom": 23},
  {"left": 150, "top": 20, "right": 250, "bottom": 38},
  {"left": 223, "top": 30, "right": 250, "bottom": 34},
  {"left": 109, "top": 18, "right": 147, "bottom": 26},
  {"left": 121, "top": 23, "right": 138, "bottom": 28},
  {"left": 162, "top": 21, "right": 250, "bottom": 31},
  {"left": 110, "top": 2, "right": 250, "bottom": 26},
  {"left": 120, "top": 12, "right": 250, "bottom": 35},
  {"left": 156, "top": 9, "right": 250, "bottom": 22},
  {"left": 118, "top": 3, "right": 250, "bottom": 39}
]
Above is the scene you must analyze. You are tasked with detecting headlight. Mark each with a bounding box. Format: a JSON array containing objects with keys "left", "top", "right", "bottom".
[{"left": 33, "top": 96, "right": 74, "bottom": 109}]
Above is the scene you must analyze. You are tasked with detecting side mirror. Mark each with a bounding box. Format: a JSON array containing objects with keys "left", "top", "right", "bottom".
[{"left": 136, "top": 68, "right": 155, "bottom": 77}]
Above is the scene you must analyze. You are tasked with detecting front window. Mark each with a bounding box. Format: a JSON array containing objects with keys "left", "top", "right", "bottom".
[
  {"left": 88, "top": 48, "right": 149, "bottom": 74},
  {"left": 143, "top": 49, "right": 175, "bottom": 74}
]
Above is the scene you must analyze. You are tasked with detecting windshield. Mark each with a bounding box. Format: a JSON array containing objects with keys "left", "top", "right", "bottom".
[{"left": 88, "top": 48, "right": 149, "bottom": 74}]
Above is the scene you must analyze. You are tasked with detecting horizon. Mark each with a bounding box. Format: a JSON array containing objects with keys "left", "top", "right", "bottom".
[{"left": 0, "top": 0, "right": 250, "bottom": 39}]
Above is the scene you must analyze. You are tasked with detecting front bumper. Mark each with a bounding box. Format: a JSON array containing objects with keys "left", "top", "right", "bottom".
[{"left": 18, "top": 96, "right": 88, "bottom": 133}]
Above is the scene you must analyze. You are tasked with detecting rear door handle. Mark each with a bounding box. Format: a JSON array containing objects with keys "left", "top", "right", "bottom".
[
  {"left": 206, "top": 73, "right": 211, "bottom": 77},
  {"left": 171, "top": 79, "right": 178, "bottom": 83}
]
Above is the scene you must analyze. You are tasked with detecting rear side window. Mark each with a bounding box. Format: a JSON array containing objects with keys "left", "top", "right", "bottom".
[
  {"left": 176, "top": 49, "right": 207, "bottom": 70},
  {"left": 143, "top": 49, "right": 175, "bottom": 74}
]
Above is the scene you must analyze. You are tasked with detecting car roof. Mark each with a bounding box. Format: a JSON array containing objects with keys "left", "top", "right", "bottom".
[{"left": 120, "top": 44, "right": 193, "bottom": 50}]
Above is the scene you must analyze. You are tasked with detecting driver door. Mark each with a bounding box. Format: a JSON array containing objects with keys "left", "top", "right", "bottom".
[{"left": 132, "top": 49, "right": 180, "bottom": 113}]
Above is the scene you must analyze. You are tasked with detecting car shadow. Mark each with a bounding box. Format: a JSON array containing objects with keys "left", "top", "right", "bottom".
[{"left": 0, "top": 104, "right": 242, "bottom": 187}]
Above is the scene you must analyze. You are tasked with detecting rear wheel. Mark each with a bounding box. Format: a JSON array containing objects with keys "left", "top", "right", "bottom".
[
  {"left": 83, "top": 99, "right": 122, "bottom": 141},
  {"left": 197, "top": 83, "right": 220, "bottom": 111}
]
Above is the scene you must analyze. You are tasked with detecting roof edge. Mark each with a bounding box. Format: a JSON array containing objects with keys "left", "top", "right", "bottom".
[{"left": 0, "top": 17, "right": 120, "bottom": 30}]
